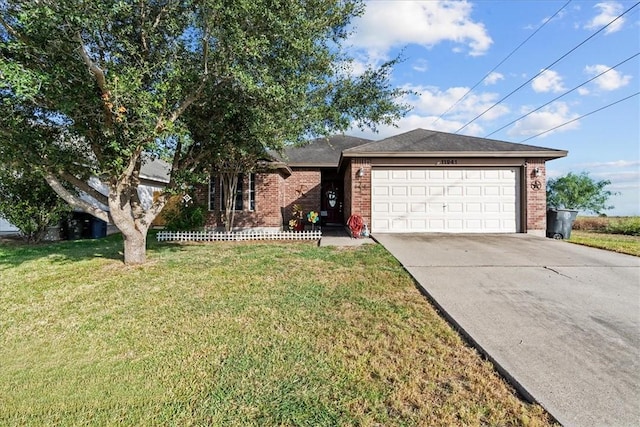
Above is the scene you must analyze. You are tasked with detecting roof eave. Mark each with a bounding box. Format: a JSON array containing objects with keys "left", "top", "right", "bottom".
[
  {"left": 342, "top": 150, "right": 568, "bottom": 160},
  {"left": 288, "top": 162, "right": 338, "bottom": 168}
]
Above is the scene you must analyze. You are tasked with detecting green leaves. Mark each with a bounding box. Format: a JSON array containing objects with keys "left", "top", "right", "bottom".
[
  {"left": 0, "top": 166, "right": 70, "bottom": 243},
  {"left": 547, "top": 172, "right": 617, "bottom": 215}
]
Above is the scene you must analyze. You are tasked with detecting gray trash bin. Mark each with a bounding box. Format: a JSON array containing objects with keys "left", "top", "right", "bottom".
[{"left": 546, "top": 209, "right": 578, "bottom": 239}]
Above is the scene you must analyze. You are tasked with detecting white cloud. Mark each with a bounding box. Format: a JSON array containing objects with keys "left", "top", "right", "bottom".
[
  {"left": 584, "top": 64, "right": 632, "bottom": 91},
  {"left": 532, "top": 69, "right": 565, "bottom": 93},
  {"left": 524, "top": 8, "right": 567, "bottom": 30},
  {"left": 413, "top": 58, "right": 429, "bottom": 72},
  {"left": 403, "top": 84, "right": 510, "bottom": 122},
  {"left": 577, "top": 160, "right": 640, "bottom": 168},
  {"left": 483, "top": 72, "right": 504, "bottom": 85},
  {"left": 347, "top": 113, "right": 485, "bottom": 140},
  {"left": 350, "top": 0, "right": 492, "bottom": 57},
  {"left": 507, "top": 102, "right": 580, "bottom": 138},
  {"left": 584, "top": 2, "right": 625, "bottom": 34}
]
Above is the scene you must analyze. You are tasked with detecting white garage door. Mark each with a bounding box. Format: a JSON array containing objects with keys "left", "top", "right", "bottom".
[{"left": 371, "top": 167, "right": 520, "bottom": 233}]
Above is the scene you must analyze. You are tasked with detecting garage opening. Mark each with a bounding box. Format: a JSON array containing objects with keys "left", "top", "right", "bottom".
[{"left": 371, "top": 167, "right": 520, "bottom": 233}]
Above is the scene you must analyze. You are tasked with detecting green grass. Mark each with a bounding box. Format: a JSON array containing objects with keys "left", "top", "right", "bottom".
[
  {"left": 570, "top": 216, "right": 640, "bottom": 256},
  {"left": 569, "top": 231, "right": 640, "bottom": 257},
  {"left": 0, "top": 234, "right": 554, "bottom": 426}
]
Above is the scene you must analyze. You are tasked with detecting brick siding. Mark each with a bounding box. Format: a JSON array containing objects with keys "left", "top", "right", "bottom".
[{"left": 524, "top": 159, "right": 547, "bottom": 234}]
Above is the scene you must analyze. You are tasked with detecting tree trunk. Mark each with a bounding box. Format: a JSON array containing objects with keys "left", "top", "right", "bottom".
[
  {"left": 108, "top": 182, "right": 151, "bottom": 265},
  {"left": 122, "top": 228, "right": 147, "bottom": 265}
]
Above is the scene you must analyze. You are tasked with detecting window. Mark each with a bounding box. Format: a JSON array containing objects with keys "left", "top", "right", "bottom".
[
  {"left": 208, "top": 175, "right": 216, "bottom": 211},
  {"left": 248, "top": 173, "right": 256, "bottom": 211},
  {"left": 209, "top": 173, "right": 255, "bottom": 211}
]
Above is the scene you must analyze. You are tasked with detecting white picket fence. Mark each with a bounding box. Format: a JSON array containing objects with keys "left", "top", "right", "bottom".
[{"left": 156, "top": 229, "right": 322, "bottom": 242}]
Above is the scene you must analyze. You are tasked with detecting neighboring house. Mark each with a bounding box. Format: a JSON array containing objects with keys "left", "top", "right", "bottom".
[
  {"left": 200, "top": 128, "right": 567, "bottom": 236},
  {"left": 0, "top": 216, "right": 19, "bottom": 235},
  {"left": 0, "top": 157, "right": 171, "bottom": 238}
]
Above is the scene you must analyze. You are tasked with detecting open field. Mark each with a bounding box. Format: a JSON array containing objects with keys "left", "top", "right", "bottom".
[
  {"left": 0, "top": 234, "right": 554, "bottom": 426},
  {"left": 570, "top": 216, "right": 640, "bottom": 256}
]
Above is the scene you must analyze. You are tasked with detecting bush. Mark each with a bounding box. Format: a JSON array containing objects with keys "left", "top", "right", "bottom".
[
  {"left": 573, "top": 216, "right": 640, "bottom": 236},
  {"left": 605, "top": 217, "right": 640, "bottom": 236},
  {"left": 0, "top": 166, "right": 70, "bottom": 243},
  {"left": 572, "top": 217, "right": 609, "bottom": 232},
  {"left": 163, "top": 198, "right": 206, "bottom": 231}
]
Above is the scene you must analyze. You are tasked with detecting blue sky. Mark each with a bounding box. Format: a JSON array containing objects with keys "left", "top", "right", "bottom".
[{"left": 345, "top": 0, "right": 639, "bottom": 216}]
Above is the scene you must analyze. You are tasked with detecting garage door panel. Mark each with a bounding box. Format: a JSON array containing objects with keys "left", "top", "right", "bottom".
[
  {"left": 373, "top": 186, "right": 389, "bottom": 196},
  {"left": 484, "top": 186, "right": 500, "bottom": 196},
  {"left": 410, "top": 170, "right": 426, "bottom": 180},
  {"left": 429, "top": 186, "right": 445, "bottom": 196},
  {"left": 373, "top": 203, "right": 389, "bottom": 213},
  {"left": 466, "top": 186, "right": 482, "bottom": 196},
  {"left": 447, "top": 170, "right": 464, "bottom": 179},
  {"left": 371, "top": 167, "right": 520, "bottom": 233},
  {"left": 392, "top": 186, "right": 407, "bottom": 196},
  {"left": 372, "top": 169, "right": 389, "bottom": 179},
  {"left": 447, "top": 186, "right": 463, "bottom": 196},
  {"left": 411, "top": 186, "right": 426, "bottom": 196},
  {"left": 411, "top": 203, "right": 426, "bottom": 212},
  {"left": 392, "top": 203, "right": 407, "bottom": 213},
  {"left": 392, "top": 170, "right": 407, "bottom": 179}
]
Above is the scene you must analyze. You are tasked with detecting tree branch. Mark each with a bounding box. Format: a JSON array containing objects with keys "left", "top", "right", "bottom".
[
  {"left": 76, "top": 32, "right": 107, "bottom": 93},
  {"left": 45, "top": 172, "right": 110, "bottom": 223},
  {"left": 75, "top": 31, "right": 114, "bottom": 129},
  {"left": 60, "top": 171, "right": 109, "bottom": 206},
  {"left": 0, "top": 15, "right": 27, "bottom": 43}
]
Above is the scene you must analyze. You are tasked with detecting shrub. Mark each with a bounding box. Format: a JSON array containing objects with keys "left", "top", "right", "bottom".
[
  {"left": 605, "top": 217, "right": 640, "bottom": 236},
  {"left": 573, "top": 217, "right": 609, "bottom": 232},
  {"left": 163, "top": 197, "right": 206, "bottom": 231}
]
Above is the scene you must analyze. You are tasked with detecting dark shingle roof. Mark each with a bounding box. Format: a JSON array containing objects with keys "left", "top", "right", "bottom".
[
  {"left": 279, "top": 135, "right": 373, "bottom": 167},
  {"left": 343, "top": 129, "right": 567, "bottom": 158}
]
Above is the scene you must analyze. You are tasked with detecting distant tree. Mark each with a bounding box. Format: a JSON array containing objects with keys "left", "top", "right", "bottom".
[
  {"left": 0, "top": 0, "right": 410, "bottom": 264},
  {"left": 0, "top": 166, "right": 69, "bottom": 243},
  {"left": 547, "top": 172, "right": 617, "bottom": 215}
]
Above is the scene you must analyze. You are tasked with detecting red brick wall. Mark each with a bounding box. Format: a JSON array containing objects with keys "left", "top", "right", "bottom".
[
  {"left": 282, "top": 169, "right": 322, "bottom": 227},
  {"left": 198, "top": 169, "right": 321, "bottom": 230},
  {"left": 525, "top": 159, "right": 547, "bottom": 234},
  {"left": 200, "top": 172, "right": 284, "bottom": 229},
  {"left": 345, "top": 159, "right": 371, "bottom": 227}
]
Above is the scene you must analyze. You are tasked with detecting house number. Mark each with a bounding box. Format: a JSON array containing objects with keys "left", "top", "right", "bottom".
[{"left": 440, "top": 159, "right": 458, "bottom": 165}]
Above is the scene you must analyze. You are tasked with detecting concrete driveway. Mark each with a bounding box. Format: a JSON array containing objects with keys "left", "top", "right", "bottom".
[{"left": 374, "top": 233, "right": 640, "bottom": 427}]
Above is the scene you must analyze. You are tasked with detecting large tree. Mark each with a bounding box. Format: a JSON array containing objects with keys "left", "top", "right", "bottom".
[
  {"left": 0, "top": 0, "right": 409, "bottom": 264},
  {"left": 547, "top": 172, "right": 617, "bottom": 215}
]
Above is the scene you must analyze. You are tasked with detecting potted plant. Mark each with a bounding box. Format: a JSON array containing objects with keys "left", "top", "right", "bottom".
[{"left": 289, "top": 204, "right": 305, "bottom": 231}]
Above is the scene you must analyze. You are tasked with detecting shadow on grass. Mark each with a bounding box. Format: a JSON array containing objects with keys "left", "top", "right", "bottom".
[{"left": 0, "top": 230, "right": 186, "bottom": 268}]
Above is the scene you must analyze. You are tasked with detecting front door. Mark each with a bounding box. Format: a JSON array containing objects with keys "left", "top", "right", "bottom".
[{"left": 321, "top": 180, "right": 344, "bottom": 225}]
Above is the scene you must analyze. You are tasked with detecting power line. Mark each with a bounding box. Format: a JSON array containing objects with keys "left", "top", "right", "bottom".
[
  {"left": 485, "top": 52, "right": 640, "bottom": 138},
  {"left": 431, "top": 0, "right": 572, "bottom": 126},
  {"left": 454, "top": 1, "right": 640, "bottom": 134},
  {"left": 520, "top": 91, "right": 639, "bottom": 142}
]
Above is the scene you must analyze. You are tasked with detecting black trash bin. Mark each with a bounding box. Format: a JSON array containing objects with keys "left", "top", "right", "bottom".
[{"left": 546, "top": 208, "right": 578, "bottom": 239}]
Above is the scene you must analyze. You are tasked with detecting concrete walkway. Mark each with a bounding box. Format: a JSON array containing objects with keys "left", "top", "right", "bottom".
[
  {"left": 318, "top": 226, "right": 374, "bottom": 247},
  {"left": 374, "top": 233, "right": 640, "bottom": 427}
]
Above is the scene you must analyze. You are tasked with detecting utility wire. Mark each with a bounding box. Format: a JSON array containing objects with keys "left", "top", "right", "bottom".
[
  {"left": 520, "top": 91, "right": 639, "bottom": 142},
  {"left": 485, "top": 52, "right": 640, "bottom": 138},
  {"left": 455, "top": 1, "right": 640, "bottom": 134},
  {"left": 432, "top": 0, "right": 572, "bottom": 126}
]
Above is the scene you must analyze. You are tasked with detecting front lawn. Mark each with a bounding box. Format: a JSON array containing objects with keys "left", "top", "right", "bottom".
[
  {"left": 569, "top": 231, "right": 640, "bottom": 257},
  {"left": 0, "top": 235, "right": 554, "bottom": 426}
]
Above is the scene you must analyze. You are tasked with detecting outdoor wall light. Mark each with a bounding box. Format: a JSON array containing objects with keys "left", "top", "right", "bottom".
[
  {"left": 533, "top": 167, "right": 541, "bottom": 177},
  {"left": 357, "top": 167, "right": 365, "bottom": 178}
]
